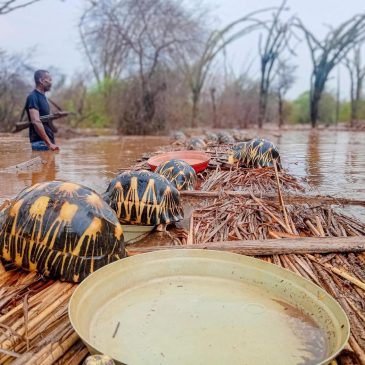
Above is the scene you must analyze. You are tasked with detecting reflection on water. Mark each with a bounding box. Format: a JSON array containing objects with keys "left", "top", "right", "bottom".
[
  {"left": 0, "top": 135, "right": 170, "bottom": 201},
  {"left": 1, "top": 130, "right": 365, "bottom": 220},
  {"left": 275, "top": 130, "right": 365, "bottom": 220},
  {"left": 306, "top": 132, "right": 322, "bottom": 188}
]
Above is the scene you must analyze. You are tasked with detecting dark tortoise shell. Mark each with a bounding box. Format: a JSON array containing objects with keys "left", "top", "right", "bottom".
[
  {"left": 228, "top": 138, "right": 282, "bottom": 169},
  {"left": 187, "top": 137, "right": 207, "bottom": 150},
  {"left": 103, "top": 170, "right": 183, "bottom": 225},
  {"left": 0, "top": 181, "right": 125, "bottom": 282},
  {"left": 218, "top": 131, "right": 235, "bottom": 144},
  {"left": 155, "top": 159, "right": 197, "bottom": 191}
]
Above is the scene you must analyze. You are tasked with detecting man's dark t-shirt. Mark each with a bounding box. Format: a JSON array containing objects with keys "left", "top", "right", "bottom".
[{"left": 25, "top": 89, "right": 55, "bottom": 143}]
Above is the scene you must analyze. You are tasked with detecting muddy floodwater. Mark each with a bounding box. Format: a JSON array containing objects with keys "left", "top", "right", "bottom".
[{"left": 0, "top": 129, "right": 365, "bottom": 220}]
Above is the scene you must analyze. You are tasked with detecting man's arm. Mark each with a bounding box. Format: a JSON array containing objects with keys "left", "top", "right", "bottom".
[{"left": 29, "top": 109, "right": 59, "bottom": 151}]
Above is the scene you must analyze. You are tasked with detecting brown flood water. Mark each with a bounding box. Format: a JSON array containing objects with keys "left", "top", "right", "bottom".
[{"left": 0, "top": 130, "right": 365, "bottom": 220}]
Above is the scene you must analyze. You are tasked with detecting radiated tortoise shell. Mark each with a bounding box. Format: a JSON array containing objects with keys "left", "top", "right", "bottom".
[
  {"left": 0, "top": 181, "right": 125, "bottom": 282},
  {"left": 103, "top": 170, "right": 183, "bottom": 226},
  {"left": 155, "top": 159, "right": 197, "bottom": 191}
]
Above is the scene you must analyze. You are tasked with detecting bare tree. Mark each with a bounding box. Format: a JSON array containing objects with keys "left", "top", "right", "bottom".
[
  {"left": 79, "top": 2, "right": 130, "bottom": 84},
  {"left": 257, "top": 1, "right": 293, "bottom": 128},
  {"left": 0, "top": 50, "right": 32, "bottom": 131},
  {"left": 274, "top": 59, "right": 296, "bottom": 127},
  {"left": 0, "top": 0, "right": 42, "bottom": 14},
  {"left": 296, "top": 14, "right": 365, "bottom": 127},
  {"left": 344, "top": 46, "right": 365, "bottom": 127},
  {"left": 79, "top": 0, "right": 203, "bottom": 131},
  {"left": 177, "top": 8, "right": 273, "bottom": 128}
]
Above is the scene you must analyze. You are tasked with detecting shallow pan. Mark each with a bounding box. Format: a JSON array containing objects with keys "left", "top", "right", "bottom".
[
  {"left": 147, "top": 151, "right": 210, "bottom": 173},
  {"left": 69, "top": 249, "right": 349, "bottom": 365}
]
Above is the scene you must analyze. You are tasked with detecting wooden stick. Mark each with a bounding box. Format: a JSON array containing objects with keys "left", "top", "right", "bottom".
[
  {"left": 273, "top": 160, "right": 292, "bottom": 234},
  {"left": 251, "top": 195, "right": 292, "bottom": 234},
  {"left": 127, "top": 236, "right": 365, "bottom": 256},
  {"left": 181, "top": 190, "right": 365, "bottom": 207},
  {"left": 307, "top": 255, "right": 365, "bottom": 291},
  {"left": 1, "top": 157, "right": 43, "bottom": 173},
  {"left": 187, "top": 211, "right": 194, "bottom": 245},
  {"left": 22, "top": 294, "right": 29, "bottom": 351}
]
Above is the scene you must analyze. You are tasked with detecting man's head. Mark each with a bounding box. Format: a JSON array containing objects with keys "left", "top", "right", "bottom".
[{"left": 34, "top": 70, "right": 52, "bottom": 92}]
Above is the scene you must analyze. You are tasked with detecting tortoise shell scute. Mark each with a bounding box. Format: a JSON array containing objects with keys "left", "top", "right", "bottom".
[
  {"left": 155, "top": 159, "right": 197, "bottom": 191},
  {"left": 104, "top": 170, "right": 183, "bottom": 225}
]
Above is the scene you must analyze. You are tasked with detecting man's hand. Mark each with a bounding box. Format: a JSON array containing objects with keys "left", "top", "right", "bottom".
[{"left": 48, "top": 143, "right": 59, "bottom": 151}]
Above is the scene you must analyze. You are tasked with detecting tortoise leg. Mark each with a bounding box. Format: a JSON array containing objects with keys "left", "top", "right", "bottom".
[{"left": 156, "top": 223, "right": 167, "bottom": 232}]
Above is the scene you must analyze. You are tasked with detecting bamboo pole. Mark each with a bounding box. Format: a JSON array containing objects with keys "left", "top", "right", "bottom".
[{"left": 273, "top": 160, "right": 292, "bottom": 234}]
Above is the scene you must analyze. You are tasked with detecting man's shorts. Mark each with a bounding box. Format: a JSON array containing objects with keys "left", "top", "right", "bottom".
[{"left": 31, "top": 141, "right": 49, "bottom": 151}]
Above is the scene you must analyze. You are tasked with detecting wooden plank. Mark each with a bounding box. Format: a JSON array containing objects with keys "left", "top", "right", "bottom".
[
  {"left": 127, "top": 236, "right": 365, "bottom": 256},
  {"left": 1, "top": 157, "right": 43, "bottom": 173},
  {"left": 181, "top": 190, "right": 365, "bottom": 207}
]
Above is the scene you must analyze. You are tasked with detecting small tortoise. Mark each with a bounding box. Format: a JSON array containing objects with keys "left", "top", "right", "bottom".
[
  {"left": 103, "top": 170, "right": 183, "bottom": 226},
  {"left": 218, "top": 131, "right": 235, "bottom": 144},
  {"left": 228, "top": 138, "right": 282, "bottom": 169},
  {"left": 172, "top": 131, "right": 186, "bottom": 141},
  {"left": 83, "top": 355, "right": 115, "bottom": 365},
  {"left": 206, "top": 132, "right": 219, "bottom": 143},
  {"left": 0, "top": 181, "right": 125, "bottom": 282},
  {"left": 187, "top": 137, "right": 207, "bottom": 150},
  {"left": 155, "top": 159, "right": 197, "bottom": 191},
  {"left": 231, "top": 129, "right": 249, "bottom": 142}
]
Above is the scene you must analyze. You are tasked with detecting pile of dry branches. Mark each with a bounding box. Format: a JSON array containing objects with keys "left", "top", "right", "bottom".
[
  {"left": 200, "top": 167, "right": 305, "bottom": 193},
  {"left": 189, "top": 195, "right": 365, "bottom": 243},
  {"left": 0, "top": 264, "right": 87, "bottom": 364}
]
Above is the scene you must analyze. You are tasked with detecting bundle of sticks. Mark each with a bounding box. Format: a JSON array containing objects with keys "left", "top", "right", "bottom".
[{"left": 0, "top": 265, "right": 87, "bottom": 365}]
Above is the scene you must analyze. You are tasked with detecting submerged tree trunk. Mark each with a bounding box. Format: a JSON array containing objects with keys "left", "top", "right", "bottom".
[
  {"left": 191, "top": 90, "right": 200, "bottom": 128},
  {"left": 278, "top": 91, "right": 284, "bottom": 128},
  {"left": 258, "top": 87, "right": 267, "bottom": 129},
  {"left": 210, "top": 87, "right": 217, "bottom": 128},
  {"left": 310, "top": 73, "right": 325, "bottom": 128},
  {"left": 351, "top": 78, "right": 363, "bottom": 127}
]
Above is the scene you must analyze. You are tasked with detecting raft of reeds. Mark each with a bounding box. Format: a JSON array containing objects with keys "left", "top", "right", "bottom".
[{"left": 1, "top": 140, "right": 365, "bottom": 364}]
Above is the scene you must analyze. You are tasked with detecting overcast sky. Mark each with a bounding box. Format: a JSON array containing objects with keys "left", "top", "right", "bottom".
[{"left": 1, "top": 0, "right": 365, "bottom": 99}]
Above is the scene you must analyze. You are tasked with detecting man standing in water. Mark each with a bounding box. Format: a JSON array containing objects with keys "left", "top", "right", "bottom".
[{"left": 25, "top": 70, "right": 59, "bottom": 151}]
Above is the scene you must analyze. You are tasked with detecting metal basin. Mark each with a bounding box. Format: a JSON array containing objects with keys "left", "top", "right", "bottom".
[{"left": 69, "top": 249, "right": 349, "bottom": 365}]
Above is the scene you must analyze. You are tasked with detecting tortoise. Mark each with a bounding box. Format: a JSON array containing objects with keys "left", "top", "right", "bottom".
[
  {"left": 187, "top": 137, "right": 207, "bottom": 150},
  {"left": 231, "top": 129, "right": 250, "bottom": 142},
  {"left": 0, "top": 181, "right": 125, "bottom": 282},
  {"left": 206, "top": 132, "right": 219, "bottom": 143},
  {"left": 83, "top": 355, "right": 115, "bottom": 365},
  {"left": 103, "top": 170, "right": 183, "bottom": 226},
  {"left": 228, "top": 138, "right": 282, "bottom": 169},
  {"left": 155, "top": 159, "right": 197, "bottom": 191},
  {"left": 172, "top": 131, "right": 186, "bottom": 141},
  {"left": 218, "top": 131, "right": 235, "bottom": 144}
]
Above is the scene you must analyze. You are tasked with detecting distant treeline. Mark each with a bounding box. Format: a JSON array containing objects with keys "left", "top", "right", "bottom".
[{"left": 1, "top": 0, "right": 365, "bottom": 133}]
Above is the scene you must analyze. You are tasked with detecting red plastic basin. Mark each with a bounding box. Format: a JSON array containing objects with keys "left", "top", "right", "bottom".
[{"left": 147, "top": 151, "right": 210, "bottom": 173}]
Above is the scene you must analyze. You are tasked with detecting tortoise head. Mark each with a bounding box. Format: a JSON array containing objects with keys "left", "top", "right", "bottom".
[{"left": 227, "top": 142, "right": 249, "bottom": 164}]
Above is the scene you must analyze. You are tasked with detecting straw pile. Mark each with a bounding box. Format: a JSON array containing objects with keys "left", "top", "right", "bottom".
[
  {"left": 0, "top": 265, "right": 87, "bottom": 364},
  {"left": 1, "top": 140, "right": 365, "bottom": 364}
]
